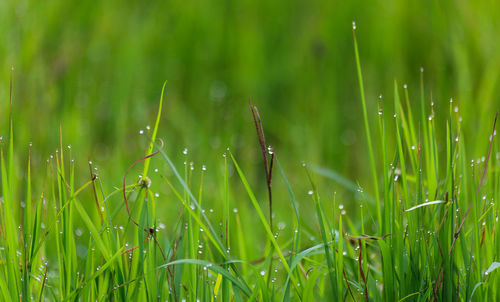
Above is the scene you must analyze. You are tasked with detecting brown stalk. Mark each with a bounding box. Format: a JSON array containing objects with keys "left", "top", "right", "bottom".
[
  {"left": 88, "top": 160, "right": 103, "bottom": 223},
  {"left": 358, "top": 239, "right": 369, "bottom": 301},
  {"left": 249, "top": 101, "right": 274, "bottom": 231}
]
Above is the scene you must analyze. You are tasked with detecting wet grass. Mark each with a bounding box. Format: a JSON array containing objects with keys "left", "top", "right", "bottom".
[{"left": 0, "top": 26, "right": 499, "bottom": 301}]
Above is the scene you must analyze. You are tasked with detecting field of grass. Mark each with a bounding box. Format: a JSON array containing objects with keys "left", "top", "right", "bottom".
[{"left": 1, "top": 0, "right": 500, "bottom": 301}]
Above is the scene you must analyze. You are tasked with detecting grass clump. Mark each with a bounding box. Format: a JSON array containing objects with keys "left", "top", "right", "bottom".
[{"left": 0, "top": 26, "right": 499, "bottom": 301}]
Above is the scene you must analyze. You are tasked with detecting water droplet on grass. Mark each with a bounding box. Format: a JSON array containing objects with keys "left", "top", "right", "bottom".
[{"left": 352, "top": 21, "right": 356, "bottom": 30}]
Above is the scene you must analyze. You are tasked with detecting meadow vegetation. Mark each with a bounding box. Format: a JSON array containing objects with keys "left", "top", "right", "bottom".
[{"left": 1, "top": 1, "right": 500, "bottom": 301}]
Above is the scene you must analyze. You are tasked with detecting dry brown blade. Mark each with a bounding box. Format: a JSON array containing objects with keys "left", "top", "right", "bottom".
[
  {"left": 342, "top": 268, "right": 355, "bottom": 301},
  {"left": 358, "top": 239, "right": 369, "bottom": 302},
  {"left": 38, "top": 263, "right": 48, "bottom": 302},
  {"left": 249, "top": 101, "right": 274, "bottom": 230},
  {"left": 88, "top": 160, "right": 103, "bottom": 223},
  {"left": 249, "top": 102, "right": 269, "bottom": 174}
]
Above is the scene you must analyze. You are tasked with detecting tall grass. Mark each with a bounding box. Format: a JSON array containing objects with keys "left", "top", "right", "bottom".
[{"left": 0, "top": 25, "right": 499, "bottom": 301}]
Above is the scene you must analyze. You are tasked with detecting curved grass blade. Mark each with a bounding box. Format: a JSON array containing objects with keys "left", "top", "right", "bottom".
[
  {"left": 158, "top": 259, "right": 251, "bottom": 297},
  {"left": 403, "top": 200, "right": 446, "bottom": 212}
]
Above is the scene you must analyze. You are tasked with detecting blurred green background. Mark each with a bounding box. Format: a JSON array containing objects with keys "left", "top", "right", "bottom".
[{"left": 1, "top": 0, "right": 499, "bottom": 229}]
